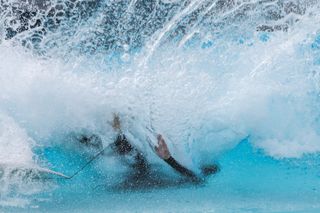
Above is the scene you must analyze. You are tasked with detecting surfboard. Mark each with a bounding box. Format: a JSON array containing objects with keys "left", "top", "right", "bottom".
[
  {"left": 0, "top": 163, "right": 70, "bottom": 179},
  {"left": 145, "top": 126, "right": 158, "bottom": 150}
]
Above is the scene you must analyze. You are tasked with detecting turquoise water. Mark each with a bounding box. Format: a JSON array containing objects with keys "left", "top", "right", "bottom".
[
  {"left": 3, "top": 140, "right": 320, "bottom": 212},
  {"left": 1, "top": 0, "right": 320, "bottom": 212}
]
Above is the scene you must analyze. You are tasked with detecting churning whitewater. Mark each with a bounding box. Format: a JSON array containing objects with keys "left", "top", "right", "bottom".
[{"left": 1, "top": 0, "right": 320, "bottom": 211}]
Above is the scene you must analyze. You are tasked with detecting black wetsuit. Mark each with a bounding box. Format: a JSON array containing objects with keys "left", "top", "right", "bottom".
[
  {"left": 78, "top": 133, "right": 217, "bottom": 183},
  {"left": 111, "top": 133, "right": 199, "bottom": 181},
  {"left": 111, "top": 134, "right": 149, "bottom": 178},
  {"left": 164, "top": 156, "right": 198, "bottom": 180}
]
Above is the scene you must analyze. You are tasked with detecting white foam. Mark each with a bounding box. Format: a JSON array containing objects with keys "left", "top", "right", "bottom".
[
  {"left": 0, "top": 113, "right": 35, "bottom": 164},
  {"left": 1, "top": 0, "right": 320, "bottom": 206}
]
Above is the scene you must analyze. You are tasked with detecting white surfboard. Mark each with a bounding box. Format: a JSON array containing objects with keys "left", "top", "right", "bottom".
[
  {"left": 0, "top": 163, "right": 70, "bottom": 179},
  {"left": 145, "top": 126, "right": 158, "bottom": 149}
]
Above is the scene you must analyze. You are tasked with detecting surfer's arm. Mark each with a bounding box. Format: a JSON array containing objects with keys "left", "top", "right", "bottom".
[
  {"left": 164, "top": 156, "right": 198, "bottom": 179},
  {"left": 155, "top": 134, "right": 198, "bottom": 180}
]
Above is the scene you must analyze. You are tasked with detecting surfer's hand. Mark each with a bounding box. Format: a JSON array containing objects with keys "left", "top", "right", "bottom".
[
  {"left": 155, "top": 134, "right": 171, "bottom": 160},
  {"left": 112, "top": 113, "right": 121, "bottom": 131}
]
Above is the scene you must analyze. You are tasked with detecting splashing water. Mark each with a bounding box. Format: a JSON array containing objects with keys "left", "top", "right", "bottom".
[{"left": 1, "top": 0, "right": 320, "bottom": 211}]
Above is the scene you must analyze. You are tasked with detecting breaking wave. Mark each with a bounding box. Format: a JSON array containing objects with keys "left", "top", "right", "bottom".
[{"left": 1, "top": 0, "right": 320, "bottom": 207}]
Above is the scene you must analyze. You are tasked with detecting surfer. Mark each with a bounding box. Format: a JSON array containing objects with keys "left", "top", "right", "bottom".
[
  {"left": 110, "top": 114, "right": 207, "bottom": 182},
  {"left": 77, "top": 114, "right": 219, "bottom": 183}
]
